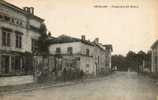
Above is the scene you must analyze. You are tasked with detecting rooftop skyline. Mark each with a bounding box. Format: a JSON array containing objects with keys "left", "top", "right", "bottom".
[{"left": 5, "top": 0, "right": 158, "bottom": 55}]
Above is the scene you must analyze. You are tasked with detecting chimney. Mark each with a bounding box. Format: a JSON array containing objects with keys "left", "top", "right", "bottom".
[
  {"left": 30, "top": 7, "right": 34, "bottom": 15},
  {"left": 81, "top": 35, "right": 86, "bottom": 41},
  {"left": 23, "top": 7, "right": 34, "bottom": 15},
  {"left": 94, "top": 38, "right": 99, "bottom": 43},
  {"left": 48, "top": 32, "right": 51, "bottom": 37}
]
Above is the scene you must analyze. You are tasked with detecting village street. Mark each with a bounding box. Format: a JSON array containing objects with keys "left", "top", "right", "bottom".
[{"left": 0, "top": 71, "right": 158, "bottom": 100}]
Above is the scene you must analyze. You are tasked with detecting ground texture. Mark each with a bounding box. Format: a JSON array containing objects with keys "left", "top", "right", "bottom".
[{"left": 0, "top": 71, "right": 158, "bottom": 100}]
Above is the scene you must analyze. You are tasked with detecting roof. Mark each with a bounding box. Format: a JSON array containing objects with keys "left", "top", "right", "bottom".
[
  {"left": 49, "top": 35, "right": 80, "bottom": 43},
  {"left": 103, "top": 44, "right": 113, "bottom": 51},
  {"left": 151, "top": 40, "right": 158, "bottom": 49},
  {"left": 92, "top": 42, "right": 106, "bottom": 51},
  {"left": 49, "top": 35, "right": 113, "bottom": 53},
  {"left": 49, "top": 35, "right": 94, "bottom": 46},
  {"left": 0, "top": 0, "right": 44, "bottom": 22}
]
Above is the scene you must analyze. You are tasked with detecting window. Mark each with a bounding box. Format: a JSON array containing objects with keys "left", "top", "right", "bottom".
[
  {"left": 2, "top": 31, "right": 6, "bottom": 46},
  {"left": 32, "top": 39, "right": 38, "bottom": 52},
  {"left": 155, "top": 56, "right": 157, "bottom": 65},
  {"left": 29, "top": 25, "right": 40, "bottom": 32},
  {"left": 86, "top": 49, "right": 90, "bottom": 56},
  {"left": 67, "top": 47, "right": 73, "bottom": 55},
  {"left": 155, "top": 56, "right": 158, "bottom": 72},
  {"left": 4, "top": 16, "right": 10, "bottom": 22},
  {"left": 86, "top": 64, "right": 89, "bottom": 73},
  {"left": 11, "top": 56, "right": 15, "bottom": 72},
  {"left": 11, "top": 18, "right": 15, "bottom": 23},
  {"left": 56, "top": 48, "right": 61, "bottom": 54},
  {"left": 98, "top": 56, "right": 99, "bottom": 64},
  {"left": 19, "top": 21, "right": 23, "bottom": 26},
  {"left": 1, "top": 55, "right": 10, "bottom": 73},
  {"left": 16, "top": 20, "right": 20, "bottom": 25},
  {"left": 2, "top": 31, "right": 11, "bottom": 47},
  {"left": 15, "top": 31, "right": 23, "bottom": 48},
  {"left": 14, "top": 56, "right": 21, "bottom": 72},
  {"left": 0, "top": 14, "right": 3, "bottom": 19}
]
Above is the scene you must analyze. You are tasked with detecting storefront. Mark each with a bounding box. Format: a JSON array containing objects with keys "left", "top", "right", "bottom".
[{"left": 0, "top": 50, "right": 33, "bottom": 76}]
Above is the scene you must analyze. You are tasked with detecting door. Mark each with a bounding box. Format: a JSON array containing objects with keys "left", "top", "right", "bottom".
[{"left": 2, "top": 55, "right": 10, "bottom": 74}]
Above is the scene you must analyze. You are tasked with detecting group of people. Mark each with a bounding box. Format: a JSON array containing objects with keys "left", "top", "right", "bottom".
[
  {"left": 34, "top": 65, "right": 85, "bottom": 83},
  {"left": 62, "top": 68, "right": 84, "bottom": 82}
]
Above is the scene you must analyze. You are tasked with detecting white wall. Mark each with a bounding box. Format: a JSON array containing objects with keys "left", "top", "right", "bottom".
[
  {"left": 29, "top": 19, "right": 41, "bottom": 28},
  {"left": 80, "top": 56, "right": 96, "bottom": 75},
  {"left": 0, "top": 4, "right": 27, "bottom": 27},
  {"left": 0, "top": 4, "right": 42, "bottom": 53},
  {"left": 151, "top": 45, "right": 158, "bottom": 73},
  {"left": 80, "top": 43, "right": 96, "bottom": 75},
  {"left": 49, "top": 42, "right": 111, "bottom": 75},
  {"left": 49, "top": 42, "right": 97, "bottom": 75},
  {"left": 49, "top": 42, "right": 82, "bottom": 55}
]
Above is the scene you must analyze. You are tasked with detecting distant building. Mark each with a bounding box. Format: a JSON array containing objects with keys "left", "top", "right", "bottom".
[
  {"left": 49, "top": 35, "right": 112, "bottom": 76},
  {"left": 0, "top": 0, "right": 44, "bottom": 76},
  {"left": 151, "top": 40, "right": 158, "bottom": 74},
  {"left": 103, "top": 45, "right": 113, "bottom": 72}
]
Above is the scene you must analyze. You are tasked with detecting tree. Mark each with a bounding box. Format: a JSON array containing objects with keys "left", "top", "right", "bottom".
[
  {"left": 112, "top": 55, "right": 128, "bottom": 71},
  {"left": 37, "top": 23, "right": 50, "bottom": 55},
  {"left": 137, "top": 51, "right": 146, "bottom": 64},
  {"left": 136, "top": 51, "right": 146, "bottom": 72},
  {"left": 146, "top": 50, "right": 151, "bottom": 61},
  {"left": 34, "top": 23, "right": 50, "bottom": 83},
  {"left": 126, "top": 51, "right": 137, "bottom": 71},
  {"left": 112, "top": 50, "right": 151, "bottom": 72}
]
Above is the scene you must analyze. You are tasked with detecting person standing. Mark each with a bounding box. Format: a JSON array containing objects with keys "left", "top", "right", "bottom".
[
  {"left": 80, "top": 70, "right": 84, "bottom": 82},
  {"left": 63, "top": 68, "right": 67, "bottom": 82}
]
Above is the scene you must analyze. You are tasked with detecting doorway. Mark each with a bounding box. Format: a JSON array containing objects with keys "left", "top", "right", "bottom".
[{"left": 1, "top": 55, "right": 10, "bottom": 74}]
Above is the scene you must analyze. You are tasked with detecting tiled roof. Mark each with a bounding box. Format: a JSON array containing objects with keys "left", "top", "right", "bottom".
[
  {"left": 49, "top": 35, "right": 112, "bottom": 52},
  {"left": 103, "top": 44, "right": 113, "bottom": 51},
  {"left": 92, "top": 42, "right": 106, "bottom": 51},
  {"left": 49, "top": 35, "right": 80, "bottom": 43},
  {"left": 49, "top": 35, "right": 94, "bottom": 46}
]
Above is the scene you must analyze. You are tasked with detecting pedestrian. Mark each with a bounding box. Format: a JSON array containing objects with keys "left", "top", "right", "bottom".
[
  {"left": 63, "top": 68, "right": 67, "bottom": 82},
  {"left": 80, "top": 70, "right": 84, "bottom": 82}
]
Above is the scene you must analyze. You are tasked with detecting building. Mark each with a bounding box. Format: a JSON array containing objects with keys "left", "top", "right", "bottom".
[
  {"left": 103, "top": 45, "right": 113, "bottom": 72},
  {"left": 151, "top": 40, "right": 158, "bottom": 74},
  {"left": 0, "top": 0, "right": 44, "bottom": 76},
  {"left": 49, "top": 35, "right": 112, "bottom": 76}
]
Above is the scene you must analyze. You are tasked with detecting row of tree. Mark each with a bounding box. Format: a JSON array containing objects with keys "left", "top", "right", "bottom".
[{"left": 112, "top": 50, "right": 151, "bottom": 72}]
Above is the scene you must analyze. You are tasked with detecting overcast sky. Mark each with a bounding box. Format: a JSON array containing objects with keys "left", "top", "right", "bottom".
[{"left": 6, "top": 0, "right": 158, "bottom": 55}]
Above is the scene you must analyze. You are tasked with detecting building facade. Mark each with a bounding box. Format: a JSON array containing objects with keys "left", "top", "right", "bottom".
[
  {"left": 151, "top": 40, "right": 158, "bottom": 74},
  {"left": 0, "top": 0, "right": 44, "bottom": 76},
  {"left": 49, "top": 35, "right": 112, "bottom": 76}
]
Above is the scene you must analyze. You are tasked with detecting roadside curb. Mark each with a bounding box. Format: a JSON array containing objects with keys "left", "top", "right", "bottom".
[
  {"left": 0, "top": 81, "right": 78, "bottom": 95},
  {"left": 0, "top": 73, "right": 113, "bottom": 95},
  {"left": 0, "top": 79, "right": 96, "bottom": 95}
]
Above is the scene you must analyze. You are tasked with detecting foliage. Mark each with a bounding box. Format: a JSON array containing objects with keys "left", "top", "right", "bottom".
[
  {"left": 112, "top": 55, "right": 127, "bottom": 71},
  {"left": 37, "top": 23, "right": 50, "bottom": 55},
  {"left": 112, "top": 50, "right": 151, "bottom": 72}
]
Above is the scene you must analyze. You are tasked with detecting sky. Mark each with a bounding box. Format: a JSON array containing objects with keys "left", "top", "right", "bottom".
[{"left": 5, "top": 0, "right": 158, "bottom": 55}]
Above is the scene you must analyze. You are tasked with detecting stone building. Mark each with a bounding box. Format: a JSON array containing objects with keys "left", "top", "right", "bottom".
[
  {"left": 151, "top": 40, "right": 158, "bottom": 74},
  {"left": 0, "top": 0, "right": 44, "bottom": 76},
  {"left": 49, "top": 35, "right": 112, "bottom": 76}
]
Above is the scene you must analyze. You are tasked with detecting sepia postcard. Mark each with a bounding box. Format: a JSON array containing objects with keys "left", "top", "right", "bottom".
[{"left": 0, "top": 0, "right": 158, "bottom": 100}]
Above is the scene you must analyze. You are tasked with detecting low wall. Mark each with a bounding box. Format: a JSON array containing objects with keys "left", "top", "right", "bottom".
[{"left": 0, "top": 75, "right": 34, "bottom": 87}]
